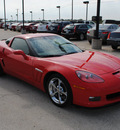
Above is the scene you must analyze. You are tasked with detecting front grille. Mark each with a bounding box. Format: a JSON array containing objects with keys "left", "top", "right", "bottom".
[{"left": 106, "top": 92, "right": 120, "bottom": 100}]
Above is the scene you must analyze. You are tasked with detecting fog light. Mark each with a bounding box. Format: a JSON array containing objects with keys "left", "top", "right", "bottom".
[{"left": 89, "top": 96, "right": 101, "bottom": 101}]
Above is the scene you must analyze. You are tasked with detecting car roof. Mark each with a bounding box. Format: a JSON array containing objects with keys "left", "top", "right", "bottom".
[
  {"left": 14, "top": 33, "right": 57, "bottom": 39},
  {"left": 74, "top": 23, "right": 88, "bottom": 25},
  {"left": 66, "top": 23, "right": 88, "bottom": 26}
]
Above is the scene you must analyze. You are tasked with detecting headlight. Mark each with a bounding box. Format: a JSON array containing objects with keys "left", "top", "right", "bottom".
[{"left": 76, "top": 71, "right": 104, "bottom": 83}]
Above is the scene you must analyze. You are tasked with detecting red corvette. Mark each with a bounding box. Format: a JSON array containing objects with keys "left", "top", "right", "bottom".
[{"left": 0, "top": 33, "right": 120, "bottom": 107}]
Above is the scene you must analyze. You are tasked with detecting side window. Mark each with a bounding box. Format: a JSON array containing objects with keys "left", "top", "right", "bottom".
[
  {"left": 108, "top": 26, "right": 113, "bottom": 29},
  {"left": 78, "top": 25, "right": 87, "bottom": 29},
  {"left": 11, "top": 38, "right": 30, "bottom": 55},
  {"left": 78, "top": 25, "right": 82, "bottom": 29},
  {"left": 87, "top": 25, "right": 92, "bottom": 29},
  {"left": 113, "top": 25, "right": 118, "bottom": 29}
]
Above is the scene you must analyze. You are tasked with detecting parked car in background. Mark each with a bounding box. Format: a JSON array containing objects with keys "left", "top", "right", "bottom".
[
  {"left": 37, "top": 22, "right": 52, "bottom": 33},
  {"left": 7, "top": 22, "right": 14, "bottom": 30},
  {"left": 20, "top": 23, "right": 35, "bottom": 32},
  {"left": 61, "top": 23, "right": 92, "bottom": 40},
  {"left": 0, "top": 22, "right": 4, "bottom": 28},
  {"left": 11, "top": 23, "right": 20, "bottom": 31},
  {"left": 102, "top": 19, "right": 120, "bottom": 26},
  {"left": 87, "top": 24, "right": 119, "bottom": 44},
  {"left": 2, "top": 22, "right": 11, "bottom": 29},
  {"left": 107, "top": 27, "right": 120, "bottom": 49},
  {"left": 16, "top": 23, "right": 23, "bottom": 32},
  {"left": 84, "top": 21, "right": 96, "bottom": 27},
  {"left": 48, "top": 21, "right": 72, "bottom": 34},
  {"left": 29, "top": 23, "right": 39, "bottom": 33}
]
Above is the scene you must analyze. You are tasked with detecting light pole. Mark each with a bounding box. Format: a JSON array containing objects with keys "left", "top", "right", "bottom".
[
  {"left": 3, "top": 0, "right": 7, "bottom": 30},
  {"left": 22, "top": 0, "right": 26, "bottom": 34},
  {"left": 56, "top": 6, "right": 60, "bottom": 20},
  {"left": 92, "top": 0, "right": 102, "bottom": 50},
  {"left": 11, "top": 15, "right": 13, "bottom": 21},
  {"left": 96, "top": 0, "right": 101, "bottom": 39},
  {"left": 16, "top": 9, "right": 19, "bottom": 22},
  {"left": 30, "top": 11, "right": 33, "bottom": 21},
  {"left": 41, "top": 9, "right": 44, "bottom": 21},
  {"left": 71, "top": 0, "right": 73, "bottom": 20},
  {"left": 83, "top": 1, "right": 89, "bottom": 21}
]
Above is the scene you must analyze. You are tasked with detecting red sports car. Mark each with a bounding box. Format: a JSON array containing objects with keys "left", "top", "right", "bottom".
[{"left": 0, "top": 33, "right": 120, "bottom": 107}]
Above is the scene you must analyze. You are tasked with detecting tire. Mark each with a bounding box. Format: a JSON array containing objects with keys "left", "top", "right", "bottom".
[
  {"left": 0, "top": 64, "right": 4, "bottom": 76},
  {"left": 47, "top": 74, "right": 72, "bottom": 107},
  {"left": 88, "top": 40, "right": 91, "bottom": 44},
  {"left": 79, "top": 33, "right": 85, "bottom": 40},
  {"left": 111, "top": 45, "right": 118, "bottom": 50}
]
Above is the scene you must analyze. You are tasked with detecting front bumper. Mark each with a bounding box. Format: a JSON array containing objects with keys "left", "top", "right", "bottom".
[{"left": 71, "top": 69, "right": 120, "bottom": 107}]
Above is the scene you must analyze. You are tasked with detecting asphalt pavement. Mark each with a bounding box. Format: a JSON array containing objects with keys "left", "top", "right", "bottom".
[{"left": 0, "top": 29, "right": 120, "bottom": 130}]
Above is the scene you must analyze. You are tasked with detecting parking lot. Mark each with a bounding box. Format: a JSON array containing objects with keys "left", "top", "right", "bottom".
[{"left": 0, "top": 29, "right": 120, "bottom": 130}]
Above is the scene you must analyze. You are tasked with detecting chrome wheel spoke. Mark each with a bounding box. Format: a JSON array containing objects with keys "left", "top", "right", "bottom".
[
  {"left": 58, "top": 79, "right": 62, "bottom": 86},
  {"left": 61, "top": 91, "right": 67, "bottom": 97},
  {"left": 50, "top": 91, "right": 58, "bottom": 97},
  {"left": 58, "top": 93, "right": 62, "bottom": 104},
  {"left": 50, "top": 81, "right": 57, "bottom": 90}
]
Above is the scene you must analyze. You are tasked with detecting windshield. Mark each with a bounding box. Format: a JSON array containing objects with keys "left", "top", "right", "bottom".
[{"left": 28, "top": 35, "right": 82, "bottom": 57}]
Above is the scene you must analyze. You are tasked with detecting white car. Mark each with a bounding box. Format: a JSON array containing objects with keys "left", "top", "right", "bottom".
[{"left": 37, "top": 22, "right": 52, "bottom": 32}]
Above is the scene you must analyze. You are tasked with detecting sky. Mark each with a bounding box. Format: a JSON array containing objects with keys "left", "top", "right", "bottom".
[{"left": 0, "top": 0, "right": 120, "bottom": 21}]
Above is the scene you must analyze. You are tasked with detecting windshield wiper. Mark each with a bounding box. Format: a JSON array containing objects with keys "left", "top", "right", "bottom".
[{"left": 65, "top": 52, "right": 78, "bottom": 55}]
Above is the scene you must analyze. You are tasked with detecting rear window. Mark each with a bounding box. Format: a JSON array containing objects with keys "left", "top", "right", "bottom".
[
  {"left": 51, "top": 23, "right": 59, "bottom": 26},
  {"left": 64, "top": 24, "right": 74, "bottom": 29}
]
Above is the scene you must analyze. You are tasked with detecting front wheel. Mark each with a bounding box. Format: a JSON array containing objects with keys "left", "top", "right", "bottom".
[
  {"left": 111, "top": 45, "right": 118, "bottom": 49},
  {"left": 47, "top": 74, "right": 72, "bottom": 107}
]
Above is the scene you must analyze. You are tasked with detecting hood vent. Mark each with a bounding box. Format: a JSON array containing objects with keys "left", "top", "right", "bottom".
[{"left": 112, "top": 71, "right": 120, "bottom": 75}]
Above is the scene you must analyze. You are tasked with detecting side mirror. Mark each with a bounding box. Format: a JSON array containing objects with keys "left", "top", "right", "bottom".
[{"left": 13, "top": 50, "right": 29, "bottom": 60}]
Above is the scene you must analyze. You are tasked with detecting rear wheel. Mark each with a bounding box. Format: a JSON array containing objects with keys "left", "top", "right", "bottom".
[
  {"left": 111, "top": 45, "right": 118, "bottom": 49},
  {"left": 47, "top": 74, "right": 72, "bottom": 107},
  {"left": 88, "top": 40, "right": 91, "bottom": 44},
  {"left": 79, "top": 33, "right": 85, "bottom": 40}
]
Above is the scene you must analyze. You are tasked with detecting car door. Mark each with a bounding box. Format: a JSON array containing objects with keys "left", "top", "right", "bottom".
[
  {"left": 3, "top": 37, "right": 34, "bottom": 84},
  {"left": 78, "top": 25, "right": 88, "bottom": 34}
]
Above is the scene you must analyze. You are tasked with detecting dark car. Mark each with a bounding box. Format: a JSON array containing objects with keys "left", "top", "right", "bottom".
[
  {"left": 61, "top": 23, "right": 92, "bottom": 40},
  {"left": 107, "top": 28, "right": 120, "bottom": 49},
  {"left": 48, "top": 21, "right": 72, "bottom": 34},
  {"left": 87, "top": 24, "right": 119, "bottom": 44}
]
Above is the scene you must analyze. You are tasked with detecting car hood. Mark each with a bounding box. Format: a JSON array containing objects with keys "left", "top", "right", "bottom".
[{"left": 48, "top": 51, "right": 120, "bottom": 75}]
